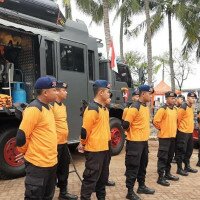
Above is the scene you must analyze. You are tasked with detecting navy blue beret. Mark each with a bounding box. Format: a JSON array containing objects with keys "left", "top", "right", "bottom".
[
  {"left": 93, "top": 80, "right": 111, "bottom": 89},
  {"left": 34, "top": 76, "right": 57, "bottom": 89},
  {"left": 138, "top": 85, "right": 152, "bottom": 92},
  {"left": 187, "top": 92, "right": 197, "bottom": 98},
  {"left": 56, "top": 81, "right": 68, "bottom": 88},
  {"left": 165, "top": 91, "right": 177, "bottom": 98},
  {"left": 132, "top": 89, "right": 139, "bottom": 96}
]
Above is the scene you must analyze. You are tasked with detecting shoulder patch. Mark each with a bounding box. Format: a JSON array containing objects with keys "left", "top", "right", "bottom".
[
  {"left": 130, "top": 101, "right": 141, "bottom": 111},
  {"left": 50, "top": 102, "right": 55, "bottom": 106},
  {"left": 180, "top": 102, "right": 187, "bottom": 110},
  {"left": 88, "top": 102, "right": 99, "bottom": 113},
  {"left": 161, "top": 105, "right": 167, "bottom": 110},
  {"left": 28, "top": 99, "right": 49, "bottom": 111}
]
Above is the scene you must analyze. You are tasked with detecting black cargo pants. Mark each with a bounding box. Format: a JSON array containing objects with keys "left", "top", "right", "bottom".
[
  {"left": 24, "top": 161, "right": 57, "bottom": 200},
  {"left": 198, "top": 129, "right": 200, "bottom": 159},
  {"left": 176, "top": 131, "right": 193, "bottom": 166},
  {"left": 125, "top": 141, "right": 149, "bottom": 189},
  {"left": 157, "top": 138, "right": 175, "bottom": 175},
  {"left": 80, "top": 150, "right": 110, "bottom": 200},
  {"left": 57, "top": 143, "right": 70, "bottom": 190}
]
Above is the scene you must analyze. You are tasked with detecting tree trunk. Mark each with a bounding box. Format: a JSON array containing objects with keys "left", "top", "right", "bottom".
[
  {"left": 119, "top": 0, "right": 124, "bottom": 61},
  {"left": 144, "top": 0, "right": 153, "bottom": 85},
  {"left": 168, "top": 11, "right": 175, "bottom": 91},
  {"left": 102, "top": 0, "right": 111, "bottom": 57},
  {"left": 120, "top": 14, "right": 124, "bottom": 61},
  {"left": 65, "top": 0, "right": 72, "bottom": 20}
]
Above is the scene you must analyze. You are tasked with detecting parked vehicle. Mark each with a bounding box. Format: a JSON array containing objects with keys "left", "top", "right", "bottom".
[{"left": 0, "top": 0, "right": 133, "bottom": 179}]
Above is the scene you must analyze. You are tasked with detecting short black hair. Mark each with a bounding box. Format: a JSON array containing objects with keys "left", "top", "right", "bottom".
[
  {"left": 93, "top": 85, "right": 100, "bottom": 97},
  {"left": 35, "top": 89, "right": 43, "bottom": 96}
]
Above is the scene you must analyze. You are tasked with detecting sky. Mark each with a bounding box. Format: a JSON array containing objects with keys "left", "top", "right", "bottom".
[{"left": 57, "top": 0, "right": 200, "bottom": 90}]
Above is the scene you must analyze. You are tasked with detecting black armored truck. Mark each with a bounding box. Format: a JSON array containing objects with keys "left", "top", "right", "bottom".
[{"left": 0, "top": 0, "right": 133, "bottom": 179}]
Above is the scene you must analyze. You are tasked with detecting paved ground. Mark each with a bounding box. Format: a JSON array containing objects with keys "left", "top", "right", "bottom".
[{"left": 1, "top": 140, "right": 200, "bottom": 200}]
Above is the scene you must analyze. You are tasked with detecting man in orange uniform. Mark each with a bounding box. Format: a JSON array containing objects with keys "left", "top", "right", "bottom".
[
  {"left": 51, "top": 81, "right": 78, "bottom": 200},
  {"left": 16, "top": 76, "right": 58, "bottom": 200},
  {"left": 122, "top": 89, "right": 139, "bottom": 122},
  {"left": 79, "top": 80, "right": 111, "bottom": 200},
  {"left": 196, "top": 111, "right": 200, "bottom": 166},
  {"left": 123, "top": 85, "right": 155, "bottom": 200},
  {"left": 176, "top": 92, "right": 198, "bottom": 176},
  {"left": 153, "top": 91, "right": 179, "bottom": 187}
]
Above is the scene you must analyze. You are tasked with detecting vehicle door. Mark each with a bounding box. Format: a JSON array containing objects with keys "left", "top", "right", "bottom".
[{"left": 57, "top": 39, "right": 88, "bottom": 143}]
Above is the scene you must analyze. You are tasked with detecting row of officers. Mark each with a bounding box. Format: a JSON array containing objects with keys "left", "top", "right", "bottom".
[{"left": 16, "top": 76, "right": 199, "bottom": 200}]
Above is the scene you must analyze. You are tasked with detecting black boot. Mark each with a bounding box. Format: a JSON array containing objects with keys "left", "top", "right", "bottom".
[
  {"left": 137, "top": 184, "right": 155, "bottom": 194},
  {"left": 196, "top": 160, "right": 200, "bottom": 167},
  {"left": 176, "top": 162, "right": 188, "bottom": 176},
  {"left": 165, "top": 172, "right": 179, "bottom": 181},
  {"left": 106, "top": 180, "right": 115, "bottom": 186},
  {"left": 59, "top": 188, "right": 78, "bottom": 200},
  {"left": 126, "top": 189, "right": 141, "bottom": 200},
  {"left": 157, "top": 174, "right": 170, "bottom": 186},
  {"left": 185, "top": 164, "right": 198, "bottom": 173}
]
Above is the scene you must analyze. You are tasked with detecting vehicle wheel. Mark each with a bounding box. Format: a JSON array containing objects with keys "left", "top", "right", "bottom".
[
  {"left": 110, "top": 117, "right": 125, "bottom": 156},
  {"left": 0, "top": 126, "right": 25, "bottom": 179}
]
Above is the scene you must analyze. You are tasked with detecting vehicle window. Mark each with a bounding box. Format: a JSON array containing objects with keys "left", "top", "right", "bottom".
[
  {"left": 115, "top": 65, "right": 132, "bottom": 88},
  {"left": 88, "top": 50, "right": 95, "bottom": 80},
  {"left": 45, "top": 40, "right": 55, "bottom": 76},
  {"left": 99, "top": 61, "right": 108, "bottom": 80},
  {"left": 60, "top": 43, "right": 84, "bottom": 72}
]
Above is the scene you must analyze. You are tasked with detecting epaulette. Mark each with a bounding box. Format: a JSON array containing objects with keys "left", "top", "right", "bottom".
[
  {"left": 28, "top": 99, "right": 48, "bottom": 111},
  {"left": 180, "top": 102, "right": 187, "bottom": 110},
  {"left": 130, "top": 101, "right": 141, "bottom": 111},
  {"left": 161, "top": 105, "right": 168, "bottom": 110},
  {"left": 88, "top": 102, "right": 99, "bottom": 113}
]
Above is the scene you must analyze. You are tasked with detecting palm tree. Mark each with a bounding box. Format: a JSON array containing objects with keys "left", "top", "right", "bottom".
[
  {"left": 144, "top": 0, "right": 153, "bottom": 85},
  {"left": 62, "top": 0, "right": 72, "bottom": 19},
  {"left": 76, "top": 0, "right": 119, "bottom": 56},
  {"left": 116, "top": 0, "right": 154, "bottom": 84},
  {"left": 130, "top": 0, "right": 198, "bottom": 91},
  {"left": 115, "top": 0, "right": 141, "bottom": 60}
]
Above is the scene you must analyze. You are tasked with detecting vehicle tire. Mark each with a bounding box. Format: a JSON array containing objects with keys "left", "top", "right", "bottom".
[
  {"left": 0, "top": 126, "right": 25, "bottom": 179},
  {"left": 109, "top": 117, "right": 125, "bottom": 156}
]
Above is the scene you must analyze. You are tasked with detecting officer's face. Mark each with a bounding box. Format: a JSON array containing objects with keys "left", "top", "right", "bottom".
[
  {"left": 143, "top": 91, "right": 151, "bottom": 102},
  {"left": 176, "top": 97, "right": 183, "bottom": 106},
  {"left": 100, "top": 88, "right": 111, "bottom": 103},
  {"left": 57, "top": 88, "right": 68, "bottom": 100},
  {"left": 188, "top": 96, "right": 196, "bottom": 104},
  {"left": 44, "top": 88, "right": 58, "bottom": 103},
  {"left": 167, "top": 97, "right": 176, "bottom": 106}
]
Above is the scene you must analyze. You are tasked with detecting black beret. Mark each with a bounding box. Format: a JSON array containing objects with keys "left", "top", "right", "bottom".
[
  {"left": 56, "top": 81, "right": 68, "bottom": 88},
  {"left": 165, "top": 91, "right": 177, "bottom": 98},
  {"left": 187, "top": 92, "right": 197, "bottom": 98}
]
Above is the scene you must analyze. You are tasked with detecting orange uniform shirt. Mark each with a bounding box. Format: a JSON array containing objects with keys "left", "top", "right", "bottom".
[
  {"left": 124, "top": 101, "right": 150, "bottom": 142},
  {"left": 17, "top": 99, "right": 57, "bottom": 167},
  {"left": 177, "top": 103, "right": 194, "bottom": 133},
  {"left": 81, "top": 102, "right": 111, "bottom": 152},
  {"left": 153, "top": 105, "right": 177, "bottom": 138},
  {"left": 51, "top": 102, "right": 69, "bottom": 144}
]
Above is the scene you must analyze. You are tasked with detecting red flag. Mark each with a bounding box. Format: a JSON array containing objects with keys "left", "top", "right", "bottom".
[{"left": 108, "top": 39, "right": 118, "bottom": 73}]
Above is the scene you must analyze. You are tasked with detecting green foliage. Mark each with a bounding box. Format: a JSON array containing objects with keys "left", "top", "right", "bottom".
[{"left": 125, "top": 51, "right": 160, "bottom": 85}]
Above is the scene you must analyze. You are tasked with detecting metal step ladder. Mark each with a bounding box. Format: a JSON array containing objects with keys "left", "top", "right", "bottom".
[{"left": 66, "top": 145, "right": 82, "bottom": 183}]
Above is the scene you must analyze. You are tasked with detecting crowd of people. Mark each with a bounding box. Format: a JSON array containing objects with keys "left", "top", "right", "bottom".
[{"left": 15, "top": 76, "right": 199, "bottom": 200}]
